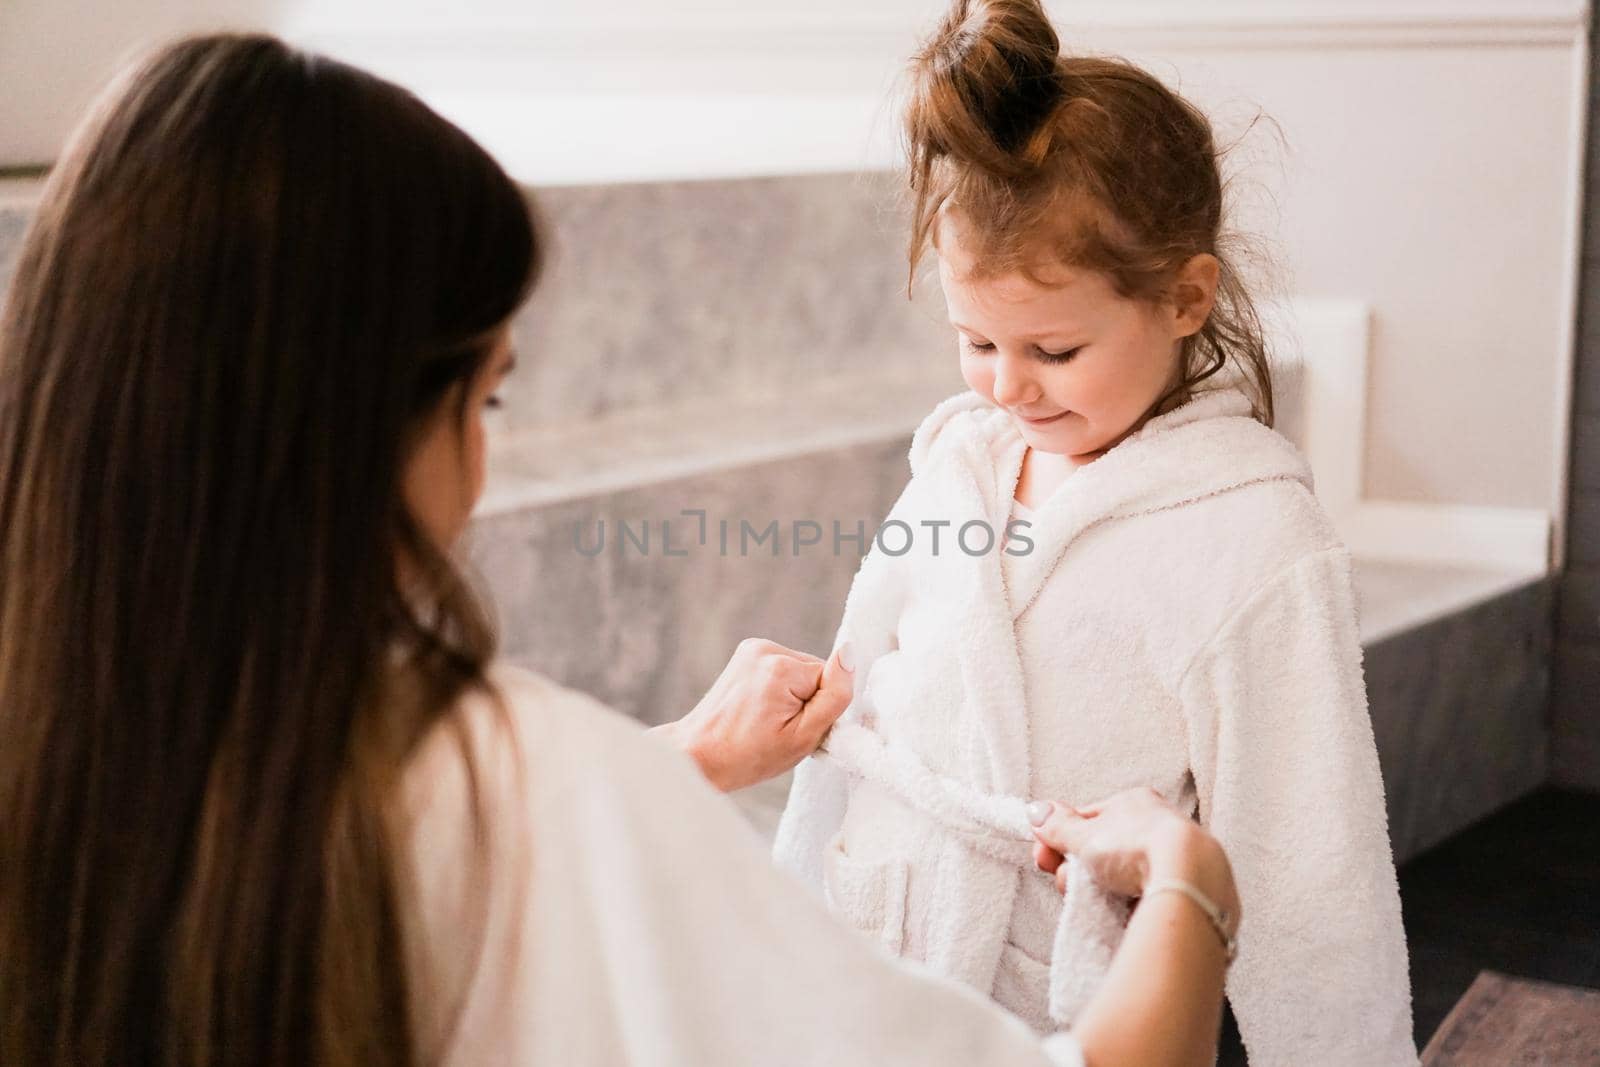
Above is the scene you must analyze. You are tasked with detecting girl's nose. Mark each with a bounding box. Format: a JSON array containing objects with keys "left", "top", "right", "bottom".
[{"left": 991, "top": 350, "right": 1039, "bottom": 409}]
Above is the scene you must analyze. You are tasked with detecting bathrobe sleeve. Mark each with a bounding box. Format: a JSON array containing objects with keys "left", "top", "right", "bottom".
[
  {"left": 771, "top": 733, "right": 853, "bottom": 888},
  {"left": 404, "top": 668, "right": 1085, "bottom": 1067},
  {"left": 1178, "top": 547, "right": 1418, "bottom": 1067},
  {"left": 773, "top": 475, "right": 918, "bottom": 890}
]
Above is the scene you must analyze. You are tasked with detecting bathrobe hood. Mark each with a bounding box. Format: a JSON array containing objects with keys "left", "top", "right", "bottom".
[{"left": 859, "top": 386, "right": 1311, "bottom": 795}]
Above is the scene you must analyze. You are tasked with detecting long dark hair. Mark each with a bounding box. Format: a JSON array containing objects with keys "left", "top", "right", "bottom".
[{"left": 0, "top": 34, "right": 539, "bottom": 1066}]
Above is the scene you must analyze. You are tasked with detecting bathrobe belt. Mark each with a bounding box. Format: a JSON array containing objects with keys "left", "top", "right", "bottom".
[
  {"left": 823, "top": 720, "right": 1048, "bottom": 868},
  {"left": 822, "top": 719, "right": 1131, "bottom": 1028}
]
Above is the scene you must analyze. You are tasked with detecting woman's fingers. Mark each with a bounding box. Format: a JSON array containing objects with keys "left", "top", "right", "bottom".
[
  {"left": 666, "top": 637, "right": 842, "bottom": 792},
  {"left": 1032, "top": 802, "right": 1098, "bottom": 891},
  {"left": 1029, "top": 787, "right": 1204, "bottom": 898},
  {"left": 792, "top": 644, "right": 854, "bottom": 748},
  {"left": 768, "top": 653, "right": 822, "bottom": 709},
  {"left": 738, "top": 640, "right": 824, "bottom": 710},
  {"left": 1031, "top": 801, "right": 1091, "bottom": 860}
]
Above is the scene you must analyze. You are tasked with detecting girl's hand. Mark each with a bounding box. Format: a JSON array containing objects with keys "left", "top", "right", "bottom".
[
  {"left": 653, "top": 639, "right": 854, "bottom": 793},
  {"left": 1028, "top": 788, "right": 1240, "bottom": 921}
]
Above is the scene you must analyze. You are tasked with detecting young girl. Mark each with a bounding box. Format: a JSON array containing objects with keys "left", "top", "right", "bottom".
[{"left": 774, "top": 2, "right": 1418, "bottom": 1063}]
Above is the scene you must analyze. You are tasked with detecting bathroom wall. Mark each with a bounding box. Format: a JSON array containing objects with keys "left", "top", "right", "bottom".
[{"left": 1554, "top": 10, "right": 1600, "bottom": 791}]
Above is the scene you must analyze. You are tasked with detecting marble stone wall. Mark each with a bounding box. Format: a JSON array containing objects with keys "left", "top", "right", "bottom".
[
  {"left": 1368, "top": 579, "right": 1555, "bottom": 863},
  {"left": 1555, "top": 14, "right": 1600, "bottom": 791},
  {"left": 463, "top": 171, "right": 957, "bottom": 724},
  {"left": 467, "top": 436, "right": 912, "bottom": 726},
  {"left": 0, "top": 198, "right": 29, "bottom": 299},
  {"left": 0, "top": 171, "right": 959, "bottom": 436},
  {"left": 506, "top": 173, "right": 954, "bottom": 433}
]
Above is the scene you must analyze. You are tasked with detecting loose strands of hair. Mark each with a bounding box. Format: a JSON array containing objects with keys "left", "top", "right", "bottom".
[{"left": 902, "top": 0, "right": 1275, "bottom": 427}]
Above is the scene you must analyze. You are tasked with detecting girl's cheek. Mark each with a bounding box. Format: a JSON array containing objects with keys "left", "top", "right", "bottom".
[
  {"left": 960, "top": 355, "right": 992, "bottom": 397},
  {"left": 1035, "top": 363, "right": 1084, "bottom": 408}
]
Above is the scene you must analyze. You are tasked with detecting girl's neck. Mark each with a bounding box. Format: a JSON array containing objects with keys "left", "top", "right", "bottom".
[
  {"left": 1014, "top": 446, "right": 1081, "bottom": 509},
  {"left": 1015, "top": 392, "right": 1177, "bottom": 505}
]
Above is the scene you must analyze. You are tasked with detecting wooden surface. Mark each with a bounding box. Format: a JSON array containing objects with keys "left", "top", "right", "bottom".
[{"left": 1422, "top": 970, "right": 1600, "bottom": 1065}]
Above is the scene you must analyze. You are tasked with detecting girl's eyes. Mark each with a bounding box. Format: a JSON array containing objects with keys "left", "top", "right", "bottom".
[
  {"left": 961, "top": 338, "right": 1082, "bottom": 364},
  {"left": 485, "top": 395, "right": 504, "bottom": 410}
]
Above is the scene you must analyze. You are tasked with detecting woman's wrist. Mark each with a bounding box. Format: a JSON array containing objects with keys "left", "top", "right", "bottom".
[
  {"left": 1139, "top": 820, "right": 1240, "bottom": 966},
  {"left": 650, "top": 719, "right": 705, "bottom": 777},
  {"left": 651, "top": 718, "right": 737, "bottom": 792},
  {"left": 1146, "top": 821, "right": 1235, "bottom": 918}
]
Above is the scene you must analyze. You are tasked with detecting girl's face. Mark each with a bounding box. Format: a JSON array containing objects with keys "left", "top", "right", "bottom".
[
  {"left": 404, "top": 328, "right": 516, "bottom": 549},
  {"left": 938, "top": 227, "right": 1216, "bottom": 465}
]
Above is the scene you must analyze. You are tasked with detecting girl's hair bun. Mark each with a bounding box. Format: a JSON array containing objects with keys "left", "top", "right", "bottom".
[{"left": 905, "top": 0, "right": 1066, "bottom": 176}]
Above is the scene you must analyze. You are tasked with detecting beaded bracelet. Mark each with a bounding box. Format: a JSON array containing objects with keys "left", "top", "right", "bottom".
[{"left": 1143, "top": 877, "right": 1239, "bottom": 964}]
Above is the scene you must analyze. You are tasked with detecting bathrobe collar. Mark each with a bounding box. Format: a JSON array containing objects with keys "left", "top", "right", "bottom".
[
  {"left": 910, "top": 387, "right": 1314, "bottom": 623},
  {"left": 894, "top": 386, "right": 1312, "bottom": 801}
]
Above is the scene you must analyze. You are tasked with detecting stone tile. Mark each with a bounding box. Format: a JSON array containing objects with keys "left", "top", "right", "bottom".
[
  {"left": 1365, "top": 579, "right": 1553, "bottom": 863},
  {"left": 477, "top": 367, "right": 958, "bottom": 516},
  {"left": 0, "top": 173, "right": 959, "bottom": 437},
  {"left": 1556, "top": 567, "right": 1600, "bottom": 644},
  {"left": 1584, "top": 53, "right": 1600, "bottom": 267},
  {"left": 1551, "top": 641, "right": 1600, "bottom": 791},
  {"left": 1354, "top": 559, "right": 1544, "bottom": 646},
  {"left": 505, "top": 172, "right": 952, "bottom": 431},
  {"left": 465, "top": 434, "right": 911, "bottom": 727},
  {"left": 1573, "top": 414, "right": 1600, "bottom": 496},
  {"left": 1576, "top": 309, "right": 1600, "bottom": 417},
  {"left": 1567, "top": 492, "right": 1600, "bottom": 568},
  {"left": 1362, "top": 631, "right": 1422, "bottom": 852},
  {"left": 0, "top": 203, "right": 30, "bottom": 306}
]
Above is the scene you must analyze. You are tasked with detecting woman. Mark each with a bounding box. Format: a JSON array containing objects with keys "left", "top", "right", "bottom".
[{"left": 0, "top": 34, "right": 1239, "bottom": 1067}]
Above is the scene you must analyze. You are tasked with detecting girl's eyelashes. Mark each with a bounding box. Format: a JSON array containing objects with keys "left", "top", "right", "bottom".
[
  {"left": 960, "top": 336, "right": 1082, "bottom": 364},
  {"left": 1036, "top": 346, "right": 1082, "bottom": 364}
]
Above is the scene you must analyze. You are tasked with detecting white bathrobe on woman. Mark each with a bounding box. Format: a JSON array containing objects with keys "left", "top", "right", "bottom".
[{"left": 774, "top": 386, "right": 1418, "bottom": 1066}]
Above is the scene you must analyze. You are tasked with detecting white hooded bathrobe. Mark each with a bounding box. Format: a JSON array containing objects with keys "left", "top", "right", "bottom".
[{"left": 773, "top": 387, "right": 1419, "bottom": 1066}]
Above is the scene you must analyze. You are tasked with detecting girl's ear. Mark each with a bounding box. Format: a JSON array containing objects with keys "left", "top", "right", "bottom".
[{"left": 1170, "top": 253, "right": 1221, "bottom": 339}]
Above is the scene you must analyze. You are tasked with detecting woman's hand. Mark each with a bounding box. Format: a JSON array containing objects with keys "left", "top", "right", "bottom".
[
  {"left": 1032, "top": 788, "right": 1240, "bottom": 1067},
  {"left": 654, "top": 639, "right": 854, "bottom": 793},
  {"left": 1028, "top": 788, "right": 1239, "bottom": 923}
]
